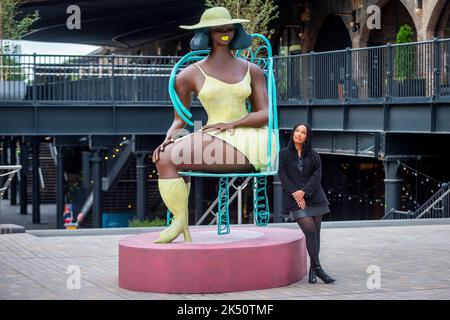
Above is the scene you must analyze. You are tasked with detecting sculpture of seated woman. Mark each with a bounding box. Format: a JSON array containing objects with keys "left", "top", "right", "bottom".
[{"left": 152, "top": 7, "right": 277, "bottom": 243}]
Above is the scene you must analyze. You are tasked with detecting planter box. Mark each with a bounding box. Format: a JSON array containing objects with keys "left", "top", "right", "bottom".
[
  {"left": 393, "top": 78, "right": 425, "bottom": 97},
  {"left": 0, "top": 80, "right": 27, "bottom": 100}
]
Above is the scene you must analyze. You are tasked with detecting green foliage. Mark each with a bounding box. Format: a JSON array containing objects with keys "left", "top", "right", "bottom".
[
  {"left": 1, "top": 0, "right": 40, "bottom": 54},
  {"left": 396, "top": 24, "right": 414, "bottom": 44},
  {"left": 395, "top": 24, "right": 416, "bottom": 79},
  {"left": 0, "top": 55, "right": 26, "bottom": 80},
  {"left": 205, "top": 0, "right": 279, "bottom": 38},
  {"left": 128, "top": 217, "right": 167, "bottom": 227}
]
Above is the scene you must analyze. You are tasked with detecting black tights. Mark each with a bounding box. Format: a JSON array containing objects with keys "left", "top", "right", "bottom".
[{"left": 295, "top": 215, "right": 322, "bottom": 269}]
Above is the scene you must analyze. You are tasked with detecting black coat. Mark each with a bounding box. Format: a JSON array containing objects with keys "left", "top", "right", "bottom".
[{"left": 278, "top": 147, "right": 329, "bottom": 212}]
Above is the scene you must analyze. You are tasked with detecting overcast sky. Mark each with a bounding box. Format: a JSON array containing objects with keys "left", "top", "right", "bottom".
[{"left": 15, "top": 40, "right": 101, "bottom": 55}]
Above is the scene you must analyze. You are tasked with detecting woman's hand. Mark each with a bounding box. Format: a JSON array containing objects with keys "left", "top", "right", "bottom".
[
  {"left": 292, "top": 190, "right": 305, "bottom": 202},
  {"left": 201, "top": 122, "right": 235, "bottom": 135},
  {"left": 297, "top": 198, "right": 307, "bottom": 210},
  {"left": 152, "top": 138, "right": 175, "bottom": 163}
]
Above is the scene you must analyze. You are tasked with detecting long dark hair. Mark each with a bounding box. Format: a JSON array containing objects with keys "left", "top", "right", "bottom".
[{"left": 286, "top": 123, "right": 320, "bottom": 168}]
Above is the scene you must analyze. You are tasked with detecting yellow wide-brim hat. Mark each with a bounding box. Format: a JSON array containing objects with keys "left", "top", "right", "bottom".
[{"left": 180, "top": 7, "right": 249, "bottom": 30}]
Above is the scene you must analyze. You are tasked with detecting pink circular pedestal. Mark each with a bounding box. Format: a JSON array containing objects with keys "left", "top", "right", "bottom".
[{"left": 118, "top": 227, "right": 307, "bottom": 293}]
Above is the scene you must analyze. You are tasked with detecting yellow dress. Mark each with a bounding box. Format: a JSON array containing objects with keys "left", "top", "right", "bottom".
[{"left": 175, "top": 61, "right": 277, "bottom": 171}]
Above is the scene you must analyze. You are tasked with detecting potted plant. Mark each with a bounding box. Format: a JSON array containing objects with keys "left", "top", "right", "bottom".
[
  {"left": 0, "top": 0, "right": 39, "bottom": 100},
  {"left": 393, "top": 24, "right": 425, "bottom": 97}
]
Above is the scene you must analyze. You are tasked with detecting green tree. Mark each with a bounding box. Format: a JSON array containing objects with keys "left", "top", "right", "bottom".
[
  {"left": 205, "top": 0, "right": 279, "bottom": 38},
  {"left": 395, "top": 24, "right": 416, "bottom": 79},
  {"left": 0, "top": 0, "right": 40, "bottom": 81},
  {"left": 1, "top": 0, "right": 40, "bottom": 53}
]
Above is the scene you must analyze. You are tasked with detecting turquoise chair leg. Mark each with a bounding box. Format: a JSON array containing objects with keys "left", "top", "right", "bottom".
[
  {"left": 166, "top": 209, "right": 173, "bottom": 226},
  {"left": 253, "top": 176, "right": 270, "bottom": 226},
  {"left": 217, "top": 177, "right": 230, "bottom": 235}
]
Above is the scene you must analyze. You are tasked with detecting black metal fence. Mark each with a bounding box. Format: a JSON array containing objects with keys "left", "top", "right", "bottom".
[
  {"left": 1, "top": 38, "right": 450, "bottom": 104},
  {"left": 0, "top": 54, "right": 179, "bottom": 102},
  {"left": 276, "top": 37, "right": 450, "bottom": 102}
]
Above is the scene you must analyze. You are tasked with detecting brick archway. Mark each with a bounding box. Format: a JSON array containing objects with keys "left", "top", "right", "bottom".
[
  {"left": 313, "top": 14, "right": 352, "bottom": 52},
  {"left": 359, "top": 0, "right": 420, "bottom": 47},
  {"left": 426, "top": 0, "right": 450, "bottom": 38},
  {"left": 302, "top": 9, "right": 333, "bottom": 53}
]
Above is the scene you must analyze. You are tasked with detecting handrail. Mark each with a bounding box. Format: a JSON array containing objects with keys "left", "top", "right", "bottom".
[
  {"left": 382, "top": 182, "right": 450, "bottom": 220},
  {"left": 0, "top": 165, "right": 22, "bottom": 198},
  {"left": 415, "top": 189, "right": 450, "bottom": 219},
  {"left": 2, "top": 37, "right": 450, "bottom": 103}
]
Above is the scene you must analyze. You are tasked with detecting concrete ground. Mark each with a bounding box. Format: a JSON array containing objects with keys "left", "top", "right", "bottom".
[
  {"left": 1, "top": 206, "right": 449, "bottom": 299},
  {"left": 0, "top": 199, "right": 57, "bottom": 230}
]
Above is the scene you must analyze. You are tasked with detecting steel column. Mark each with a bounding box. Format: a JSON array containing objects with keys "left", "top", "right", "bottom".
[
  {"left": 20, "top": 140, "right": 28, "bottom": 215},
  {"left": 9, "top": 139, "right": 17, "bottom": 205},
  {"left": 56, "top": 146, "right": 65, "bottom": 229},
  {"left": 273, "top": 175, "right": 284, "bottom": 223},
  {"left": 136, "top": 152, "right": 148, "bottom": 221},
  {"left": 32, "top": 140, "right": 40, "bottom": 224},
  {"left": 383, "top": 160, "right": 402, "bottom": 215},
  {"left": 91, "top": 150, "right": 102, "bottom": 228},
  {"left": 194, "top": 177, "right": 204, "bottom": 224}
]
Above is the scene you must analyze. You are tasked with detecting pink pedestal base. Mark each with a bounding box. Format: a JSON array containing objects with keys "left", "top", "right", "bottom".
[{"left": 119, "top": 227, "right": 307, "bottom": 293}]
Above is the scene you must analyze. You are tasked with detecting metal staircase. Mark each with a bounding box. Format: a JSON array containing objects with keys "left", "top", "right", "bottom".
[{"left": 382, "top": 183, "right": 450, "bottom": 219}]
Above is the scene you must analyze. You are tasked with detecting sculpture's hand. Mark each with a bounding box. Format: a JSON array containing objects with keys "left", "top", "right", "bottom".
[
  {"left": 152, "top": 138, "right": 175, "bottom": 163},
  {"left": 201, "top": 122, "right": 235, "bottom": 135}
]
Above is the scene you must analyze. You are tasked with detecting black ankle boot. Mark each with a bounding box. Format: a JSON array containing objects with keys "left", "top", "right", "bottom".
[
  {"left": 308, "top": 266, "right": 317, "bottom": 284},
  {"left": 314, "top": 266, "right": 335, "bottom": 284}
]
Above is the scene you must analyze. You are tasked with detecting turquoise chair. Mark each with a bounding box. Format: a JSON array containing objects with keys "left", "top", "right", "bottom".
[{"left": 166, "top": 34, "right": 280, "bottom": 234}]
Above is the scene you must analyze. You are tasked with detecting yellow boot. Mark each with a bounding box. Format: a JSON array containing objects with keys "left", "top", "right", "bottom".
[{"left": 155, "top": 177, "right": 192, "bottom": 243}]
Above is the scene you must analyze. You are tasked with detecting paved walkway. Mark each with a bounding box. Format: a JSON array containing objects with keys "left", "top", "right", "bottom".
[{"left": 1, "top": 219, "right": 450, "bottom": 300}]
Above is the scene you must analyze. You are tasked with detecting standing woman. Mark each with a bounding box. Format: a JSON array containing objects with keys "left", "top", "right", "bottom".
[{"left": 278, "top": 123, "right": 335, "bottom": 284}]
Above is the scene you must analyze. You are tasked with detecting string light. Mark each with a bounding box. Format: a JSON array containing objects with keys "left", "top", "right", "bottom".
[{"left": 398, "top": 161, "right": 442, "bottom": 184}]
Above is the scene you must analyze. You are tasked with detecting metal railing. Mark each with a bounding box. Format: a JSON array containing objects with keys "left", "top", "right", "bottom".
[
  {"left": 0, "top": 53, "right": 179, "bottom": 103},
  {"left": 275, "top": 37, "right": 450, "bottom": 102},
  {"left": 382, "top": 182, "right": 450, "bottom": 219},
  {"left": 2, "top": 38, "right": 450, "bottom": 104}
]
